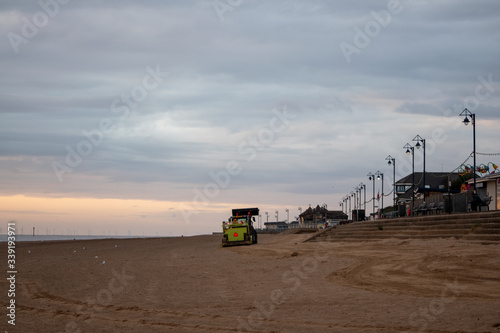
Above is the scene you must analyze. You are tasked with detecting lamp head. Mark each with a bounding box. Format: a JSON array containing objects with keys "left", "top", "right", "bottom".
[
  {"left": 406, "top": 149, "right": 411, "bottom": 155},
  {"left": 377, "top": 174, "right": 381, "bottom": 180},
  {"left": 388, "top": 160, "right": 392, "bottom": 166},
  {"left": 415, "top": 141, "right": 421, "bottom": 149},
  {"left": 463, "top": 116, "right": 470, "bottom": 126}
]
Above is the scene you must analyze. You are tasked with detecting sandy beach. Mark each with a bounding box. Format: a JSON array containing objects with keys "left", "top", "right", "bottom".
[{"left": 2, "top": 233, "right": 500, "bottom": 332}]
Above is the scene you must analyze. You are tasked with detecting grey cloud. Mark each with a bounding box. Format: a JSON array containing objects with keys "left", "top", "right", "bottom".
[{"left": 0, "top": 0, "right": 499, "bottom": 208}]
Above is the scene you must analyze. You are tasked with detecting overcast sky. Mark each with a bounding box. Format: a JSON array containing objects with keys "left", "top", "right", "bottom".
[{"left": 1, "top": 0, "right": 499, "bottom": 236}]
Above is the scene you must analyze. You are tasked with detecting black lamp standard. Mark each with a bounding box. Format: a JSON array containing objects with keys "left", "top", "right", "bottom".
[
  {"left": 343, "top": 197, "right": 348, "bottom": 216},
  {"left": 404, "top": 143, "right": 415, "bottom": 215},
  {"left": 460, "top": 108, "right": 476, "bottom": 192},
  {"left": 376, "top": 170, "right": 384, "bottom": 217},
  {"left": 348, "top": 194, "right": 352, "bottom": 221},
  {"left": 359, "top": 182, "right": 366, "bottom": 213},
  {"left": 357, "top": 186, "right": 362, "bottom": 210},
  {"left": 367, "top": 172, "right": 376, "bottom": 218},
  {"left": 413, "top": 135, "right": 426, "bottom": 201},
  {"left": 351, "top": 191, "right": 357, "bottom": 222},
  {"left": 386, "top": 155, "right": 396, "bottom": 212}
]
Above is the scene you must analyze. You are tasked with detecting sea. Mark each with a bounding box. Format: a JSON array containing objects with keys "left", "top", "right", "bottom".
[{"left": 0, "top": 234, "right": 159, "bottom": 242}]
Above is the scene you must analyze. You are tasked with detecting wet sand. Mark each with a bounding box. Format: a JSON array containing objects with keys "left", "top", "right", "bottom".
[{"left": 2, "top": 233, "right": 500, "bottom": 332}]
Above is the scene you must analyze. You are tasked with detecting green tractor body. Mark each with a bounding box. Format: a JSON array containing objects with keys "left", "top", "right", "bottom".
[{"left": 221, "top": 208, "right": 259, "bottom": 247}]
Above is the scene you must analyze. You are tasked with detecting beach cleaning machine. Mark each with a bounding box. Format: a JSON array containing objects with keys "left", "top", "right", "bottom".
[{"left": 221, "top": 208, "right": 259, "bottom": 247}]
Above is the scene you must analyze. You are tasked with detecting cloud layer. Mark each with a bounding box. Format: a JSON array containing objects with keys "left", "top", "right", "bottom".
[{"left": 1, "top": 0, "right": 499, "bottom": 235}]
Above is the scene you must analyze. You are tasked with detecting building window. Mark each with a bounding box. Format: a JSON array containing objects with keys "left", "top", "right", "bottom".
[{"left": 396, "top": 185, "right": 411, "bottom": 193}]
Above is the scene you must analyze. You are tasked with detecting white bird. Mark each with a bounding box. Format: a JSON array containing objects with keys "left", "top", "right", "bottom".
[
  {"left": 95, "top": 256, "right": 98, "bottom": 259},
  {"left": 101, "top": 260, "right": 106, "bottom": 265},
  {"left": 28, "top": 250, "right": 31, "bottom": 254},
  {"left": 73, "top": 250, "right": 77, "bottom": 253}
]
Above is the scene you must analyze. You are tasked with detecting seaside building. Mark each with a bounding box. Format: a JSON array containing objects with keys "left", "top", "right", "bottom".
[
  {"left": 395, "top": 172, "right": 460, "bottom": 205},
  {"left": 394, "top": 171, "right": 500, "bottom": 214},
  {"left": 298, "top": 205, "right": 348, "bottom": 227},
  {"left": 466, "top": 172, "right": 500, "bottom": 211}
]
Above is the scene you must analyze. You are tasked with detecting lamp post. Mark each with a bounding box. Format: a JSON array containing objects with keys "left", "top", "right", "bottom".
[
  {"left": 376, "top": 170, "right": 384, "bottom": 217},
  {"left": 275, "top": 210, "right": 279, "bottom": 222},
  {"left": 367, "top": 172, "right": 376, "bottom": 218},
  {"left": 357, "top": 185, "right": 363, "bottom": 221},
  {"left": 357, "top": 185, "right": 362, "bottom": 220},
  {"left": 357, "top": 186, "right": 362, "bottom": 209},
  {"left": 265, "top": 211, "right": 269, "bottom": 223},
  {"left": 359, "top": 183, "right": 366, "bottom": 213},
  {"left": 343, "top": 196, "right": 348, "bottom": 216},
  {"left": 386, "top": 155, "right": 396, "bottom": 213},
  {"left": 351, "top": 190, "right": 356, "bottom": 222},
  {"left": 404, "top": 143, "right": 415, "bottom": 215},
  {"left": 285, "top": 208, "right": 289, "bottom": 223},
  {"left": 460, "top": 108, "right": 476, "bottom": 192},
  {"left": 348, "top": 193, "right": 352, "bottom": 221},
  {"left": 297, "top": 207, "right": 302, "bottom": 226},
  {"left": 413, "top": 135, "right": 426, "bottom": 201}
]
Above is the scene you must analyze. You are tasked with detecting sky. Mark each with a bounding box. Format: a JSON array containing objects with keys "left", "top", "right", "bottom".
[{"left": 1, "top": 0, "right": 499, "bottom": 237}]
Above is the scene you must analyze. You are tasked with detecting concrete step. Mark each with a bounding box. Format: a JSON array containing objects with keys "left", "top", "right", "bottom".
[
  {"left": 461, "top": 234, "right": 500, "bottom": 241},
  {"left": 376, "top": 211, "right": 500, "bottom": 223},
  {"left": 473, "top": 228, "right": 500, "bottom": 234},
  {"left": 306, "top": 211, "right": 500, "bottom": 244},
  {"left": 325, "top": 224, "right": 481, "bottom": 231},
  {"left": 349, "top": 217, "right": 500, "bottom": 228},
  {"left": 310, "top": 234, "right": 464, "bottom": 241}
]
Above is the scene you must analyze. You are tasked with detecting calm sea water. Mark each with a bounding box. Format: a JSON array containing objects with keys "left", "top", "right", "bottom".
[{"left": 0, "top": 234, "right": 159, "bottom": 242}]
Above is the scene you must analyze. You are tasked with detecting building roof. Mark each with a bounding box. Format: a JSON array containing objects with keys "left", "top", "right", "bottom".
[
  {"left": 299, "top": 205, "right": 348, "bottom": 220},
  {"left": 466, "top": 172, "right": 500, "bottom": 184},
  {"left": 396, "top": 172, "right": 460, "bottom": 188},
  {"left": 396, "top": 172, "right": 460, "bottom": 201}
]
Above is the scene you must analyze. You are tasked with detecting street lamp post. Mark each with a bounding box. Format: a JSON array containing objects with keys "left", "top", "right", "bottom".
[
  {"left": 285, "top": 208, "right": 289, "bottom": 223},
  {"left": 376, "top": 170, "right": 384, "bottom": 217},
  {"left": 357, "top": 186, "right": 362, "bottom": 210},
  {"left": 404, "top": 143, "right": 415, "bottom": 216},
  {"left": 460, "top": 108, "right": 476, "bottom": 192},
  {"left": 357, "top": 185, "right": 363, "bottom": 221},
  {"left": 275, "top": 210, "right": 279, "bottom": 222},
  {"left": 352, "top": 190, "right": 357, "bottom": 222},
  {"left": 367, "top": 172, "right": 376, "bottom": 218},
  {"left": 265, "top": 211, "right": 269, "bottom": 223},
  {"left": 386, "top": 155, "right": 396, "bottom": 214},
  {"left": 297, "top": 207, "right": 302, "bottom": 226},
  {"left": 349, "top": 193, "right": 354, "bottom": 221},
  {"left": 359, "top": 183, "right": 366, "bottom": 213},
  {"left": 413, "top": 135, "right": 426, "bottom": 201}
]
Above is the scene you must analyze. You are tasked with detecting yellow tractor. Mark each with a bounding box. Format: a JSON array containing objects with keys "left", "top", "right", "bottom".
[{"left": 221, "top": 208, "right": 258, "bottom": 246}]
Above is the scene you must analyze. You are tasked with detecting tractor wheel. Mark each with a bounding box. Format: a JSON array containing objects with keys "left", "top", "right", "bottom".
[{"left": 252, "top": 230, "right": 258, "bottom": 244}]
